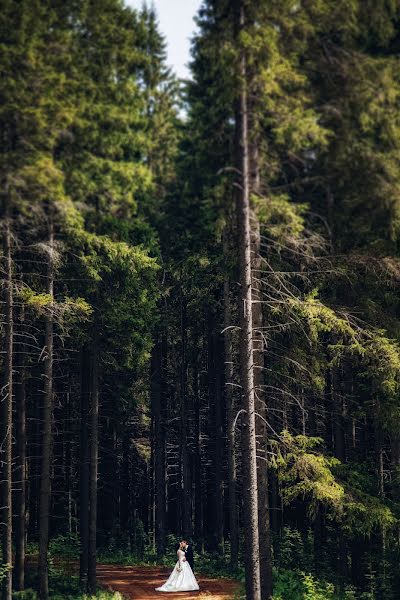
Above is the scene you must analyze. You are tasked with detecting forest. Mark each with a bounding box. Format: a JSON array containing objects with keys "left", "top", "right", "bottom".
[{"left": 2, "top": 1, "right": 400, "bottom": 599}]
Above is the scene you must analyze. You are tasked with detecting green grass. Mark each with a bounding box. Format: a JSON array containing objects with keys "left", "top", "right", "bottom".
[
  {"left": 13, "top": 558, "right": 121, "bottom": 600},
  {"left": 271, "top": 569, "right": 359, "bottom": 600},
  {"left": 12, "top": 591, "right": 121, "bottom": 600}
]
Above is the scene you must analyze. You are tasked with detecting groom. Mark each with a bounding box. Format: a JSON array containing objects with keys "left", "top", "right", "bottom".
[{"left": 182, "top": 540, "right": 194, "bottom": 572}]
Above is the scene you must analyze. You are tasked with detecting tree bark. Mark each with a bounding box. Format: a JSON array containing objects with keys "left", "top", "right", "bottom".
[
  {"left": 391, "top": 434, "right": 400, "bottom": 502},
  {"left": 252, "top": 219, "right": 273, "bottom": 600},
  {"left": 375, "top": 399, "right": 384, "bottom": 498},
  {"left": 193, "top": 350, "right": 204, "bottom": 550},
  {"left": 213, "top": 328, "right": 225, "bottom": 554},
  {"left": 79, "top": 347, "right": 90, "bottom": 585},
  {"left": 14, "top": 304, "right": 27, "bottom": 591},
  {"left": 38, "top": 219, "right": 54, "bottom": 600},
  {"left": 1, "top": 208, "right": 13, "bottom": 600},
  {"left": 88, "top": 339, "right": 99, "bottom": 594},
  {"left": 391, "top": 433, "right": 400, "bottom": 594},
  {"left": 235, "top": 2, "right": 261, "bottom": 596},
  {"left": 248, "top": 70, "right": 274, "bottom": 595},
  {"left": 223, "top": 262, "right": 239, "bottom": 569},
  {"left": 180, "top": 292, "right": 192, "bottom": 538},
  {"left": 329, "top": 364, "right": 348, "bottom": 584},
  {"left": 151, "top": 336, "right": 167, "bottom": 557}
]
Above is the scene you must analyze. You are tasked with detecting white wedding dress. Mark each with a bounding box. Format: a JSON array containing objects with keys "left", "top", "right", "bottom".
[{"left": 156, "top": 549, "right": 199, "bottom": 592}]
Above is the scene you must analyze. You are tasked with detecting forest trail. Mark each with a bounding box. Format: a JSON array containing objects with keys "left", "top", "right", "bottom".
[{"left": 97, "top": 564, "right": 240, "bottom": 600}]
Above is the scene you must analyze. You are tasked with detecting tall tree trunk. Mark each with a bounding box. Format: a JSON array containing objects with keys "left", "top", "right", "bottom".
[
  {"left": 235, "top": 2, "right": 261, "bottom": 597},
  {"left": 249, "top": 75, "right": 273, "bottom": 596},
  {"left": 223, "top": 259, "right": 239, "bottom": 569},
  {"left": 38, "top": 219, "right": 54, "bottom": 600},
  {"left": 79, "top": 347, "right": 90, "bottom": 585},
  {"left": 213, "top": 329, "right": 225, "bottom": 554},
  {"left": 151, "top": 336, "right": 167, "bottom": 556},
  {"left": 88, "top": 339, "right": 99, "bottom": 595},
  {"left": 14, "top": 304, "right": 27, "bottom": 591},
  {"left": 329, "top": 364, "right": 348, "bottom": 584},
  {"left": 149, "top": 416, "right": 156, "bottom": 552},
  {"left": 391, "top": 433, "right": 400, "bottom": 502},
  {"left": 375, "top": 399, "right": 384, "bottom": 498},
  {"left": 391, "top": 433, "right": 400, "bottom": 594},
  {"left": 193, "top": 350, "right": 204, "bottom": 550},
  {"left": 206, "top": 312, "right": 225, "bottom": 552},
  {"left": 180, "top": 292, "right": 192, "bottom": 538},
  {"left": 252, "top": 219, "right": 273, "bottom": 600},
  {"left": 1, "top": 208, "right": 13, "bottom": 600}
]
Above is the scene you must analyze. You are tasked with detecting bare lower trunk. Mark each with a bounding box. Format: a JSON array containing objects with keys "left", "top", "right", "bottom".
[
  {"left": 88, "top": 340, "right": 99, "bottom": 594},
  {"left": 151, "top": 337, "right": 167, "bottom": 556},
  {"left": 79, "top": 347, "right": 90, "bottom": 585},
  {"left": 214, "top": 330, "right": 225, "bottom": 553},
  {"left": 1, "top": 210, "right": 13, "bottom": 600},
  {"left": 180, "top": 293, "right": 192, "bottom": 538},
  {"left": 193, "top": 352, "right": 204, "bottom": 549},
  {"left": 223, "top": 265, "right": 239, "bottom": 569},
  {"left": 252, "top": 220, "right": 273, "bottom": 600},
  {"left": 391, "top": 434, "right": 400, "bottom": 592},
  {"left": 375, "top": 400, "right": 384, "bottom": 497},
  {"left": 235, "top": 3, "right": 261, "bottom": 597},
  {"left": 15, "top": 304, "right": 27, "bottom": 591},
  {"left": 392, "top": 434, "right": 400, "bottom": 502},
  {"left": 38, "top": 220, "right": 54, "bottom": 600}
]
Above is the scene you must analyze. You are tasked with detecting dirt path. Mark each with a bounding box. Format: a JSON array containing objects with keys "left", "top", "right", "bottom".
[{"left": 97, "top": 564, "right": 240, "bottom": 600}]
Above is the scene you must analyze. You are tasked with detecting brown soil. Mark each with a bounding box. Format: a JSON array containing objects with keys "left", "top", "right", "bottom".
[{"left": 97, "top": 564, "right": 240, "bottom": 600}]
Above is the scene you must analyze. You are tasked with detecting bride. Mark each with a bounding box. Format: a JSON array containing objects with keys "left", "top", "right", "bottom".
[{"left": 156, "top": 541, "right": 199, "bottom": 593}]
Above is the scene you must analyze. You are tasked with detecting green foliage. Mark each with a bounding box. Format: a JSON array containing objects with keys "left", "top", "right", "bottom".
[
  {"left": 274, "top": 432, "right": 345, "bottom": 517},
  {"left": 273, "top": 569, "right": 336, "bottom": 600},
  {"left": 337, "top": 464, "right": 398, "bottom": 536},
  {"left": 0, "top": 562, "right": 11, "bottom": 584},
  {"left": 49, "top": 533, "right": 81, "bottom": 561},
  {"left": 256, "top": 195, "right": 308, "bottom": 241},
  {"left": 275, "top": 432, "right": 399, "bottom": 539},
  {"left": 12, "top": 591, "right": 38, "bottom": 600}
]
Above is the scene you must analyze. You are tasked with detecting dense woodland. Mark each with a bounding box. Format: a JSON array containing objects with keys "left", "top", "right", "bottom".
[{"left": 2, "top": 1, "right": 400, "bottom": 599}]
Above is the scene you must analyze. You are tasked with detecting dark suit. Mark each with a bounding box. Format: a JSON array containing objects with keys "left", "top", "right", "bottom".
[{"left": 185, "top": 544, "right": 194, "bottom": 572}]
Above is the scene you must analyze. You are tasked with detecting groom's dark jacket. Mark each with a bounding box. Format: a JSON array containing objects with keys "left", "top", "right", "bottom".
[{"left": 185, "top": 545, "right": 194, "bottom": 571}]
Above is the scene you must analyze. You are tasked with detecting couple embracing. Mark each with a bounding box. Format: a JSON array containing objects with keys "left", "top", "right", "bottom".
[{"left": 156, "top": 540, "right": 199, "bottom": 593}]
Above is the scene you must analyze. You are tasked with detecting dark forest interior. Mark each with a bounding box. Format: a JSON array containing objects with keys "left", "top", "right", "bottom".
[{"left": 2, "top": 1, "right": 400, "bottom": 599}]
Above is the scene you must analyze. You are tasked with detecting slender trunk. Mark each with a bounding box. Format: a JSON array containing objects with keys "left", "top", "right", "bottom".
[
  {"left": 120, "top": 431, "right": 130, "bottom": 544},
  {"left": 235, "top": 3, "right": 261, "bottom": 596},
  {"left": 331, "top": 366, "right": 345, "bottom": 462},
  {"left": 391, "top": 434, "right": 400, "bottom": 595},
  {"left": 269, "top": 468, "right": 280, "bottom": 534},
  {"left": 88, "top": 340, "right": 99, "bottom": 594},
  {"left": 193, "top": 352, "right": 204, "bottom": 549},
  {"left": 391, "top": 434, "right": 400, "bottom": 502},
  {"left": 149, "top": 416, "right": 155, "bottom": 552},
  {"left": 252, "top": 219, "right": 273, "bottom": 600},
  {"left": 329, "top": 364, "right": 348, "bottom": 584},
  {"left": 180, "top": 292, "right": 192, "bottom": 538},
  {"left": 38, "top": 219, "right": 54, "bottom": 600},
  {"left": 64, "top": 390, "right": 72, "bottom": 534},
  {"left": 15, "top": 304, "right": 27, "bottom": 591},
  {"left": 79, "top": 347, "right": 90, "bottom": 585},
  {"left": 28, "top": 379, "right": 41, "bottom": 539},
  {"left": 151, "top": 337, "right": 167, "bottom": 556},
  {"left": 249, "top": 82, "right": 273, "bottom": 596},
  {"left": 206, "top": 313, "right": 224, "bottom": 552},
  {"left": 375, "top": 399, "right": 384, "bottom": 497},
  {"left": 1, "top": 209, "right": 13, "bottom": 600},
  {"left": 214, "top": 330, "right": 225, "bottom": 553},
  {"left": 223, "top": 261, "right": 239, "bottom": 569}
]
